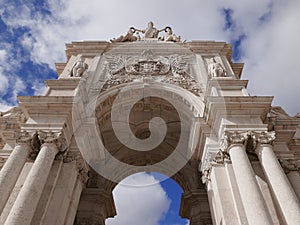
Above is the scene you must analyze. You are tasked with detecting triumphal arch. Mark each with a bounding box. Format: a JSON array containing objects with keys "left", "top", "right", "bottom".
[{"left": 0, "top": 22, "right": 300, "bottom": 225}]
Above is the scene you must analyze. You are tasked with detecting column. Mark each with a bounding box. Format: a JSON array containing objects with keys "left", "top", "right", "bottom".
[
  {"left": 4, "top": 131, "right": 66, "bottom": 225},
  {"left": 225, "top": 131, "right": 273, "bottom": 225},
  {"left": 256, "top": 132, "right": 300, "bottom": 225},
  {"left": 0, "top": 131, "right": 32, "bottom": 214}
]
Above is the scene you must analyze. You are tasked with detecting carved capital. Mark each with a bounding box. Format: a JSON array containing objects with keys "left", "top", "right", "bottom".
[
  {"left": 256, "top": 131, "right": 276, "bottom": 145},
  {"left": 15, "top": 130, "right": 32, "bottom": 145},
  {"left": 38, "top": 131, "right": 68, "bottom": 152},
  {"left": 221, "top": 131, "right": 248, "bottom": 152}
]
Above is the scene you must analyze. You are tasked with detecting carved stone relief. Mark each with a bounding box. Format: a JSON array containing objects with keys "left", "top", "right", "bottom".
[{"left": 102, "top": 51, "right": 202, "bottom": 96}]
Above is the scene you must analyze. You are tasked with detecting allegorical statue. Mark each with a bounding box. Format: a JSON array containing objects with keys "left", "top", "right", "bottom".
[
  {"left": 110, "top": 22, "right": 182, "bottom": 42},
  {"left": 110, "top": 27, "right": 139, "bottom": 42},
  {"left": 70, "top": 57, "right": 88, "bottom": 77},
  {"left": 207, "top": 57, "right": 226, "bottom": 77},
  {"left": 162, "top": 26, "right": 181, "bottom": 42},
  {"left": 133, "top": 21, "right": 165, "bottom": 38}
]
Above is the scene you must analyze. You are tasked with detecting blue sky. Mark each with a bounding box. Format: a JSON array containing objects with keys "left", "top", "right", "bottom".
[{"left": 1, "top": 0, "right": 300, "bottom": 224}]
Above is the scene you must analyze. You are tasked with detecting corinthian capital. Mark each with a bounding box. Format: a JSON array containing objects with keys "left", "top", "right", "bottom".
[
  {"left": 15, "top": 130, "right": 32, "bottom": 145},
  {"left": 38, "top": 131, "right": 68, "bottom": 152},
  {"left": 256, "top": 131, "right": 276, "bottom": 145},
  {"left": 221, "top": 131, "right": 248, "bottom": 151}
]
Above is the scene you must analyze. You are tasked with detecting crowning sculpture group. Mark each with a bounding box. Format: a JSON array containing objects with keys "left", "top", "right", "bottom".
[{"left": 110, "top": 21, "right": 181, "bottom": 43}]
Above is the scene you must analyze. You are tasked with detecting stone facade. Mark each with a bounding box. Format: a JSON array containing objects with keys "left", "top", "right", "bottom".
[{"left": 0, "top": 23, "right": 300, "bottom": 225}]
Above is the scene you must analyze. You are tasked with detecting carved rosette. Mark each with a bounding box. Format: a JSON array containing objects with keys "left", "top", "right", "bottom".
[{"left": 38, "top": 131, "right": 68, "bottom": 152}]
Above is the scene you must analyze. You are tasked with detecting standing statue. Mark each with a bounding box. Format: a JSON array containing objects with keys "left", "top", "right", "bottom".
[
  {"left": 208, "top": 58, "right": 226, "bottom": 78},
  {"left": 70, "top": 57, "right": 88, "bottom": 77}
]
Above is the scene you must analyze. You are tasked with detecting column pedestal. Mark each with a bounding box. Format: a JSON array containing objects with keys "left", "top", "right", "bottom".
[
  {"left": 229, "top": 144, "right": 273, "bottom": 225},
  {"left": 0, "top": 143, "right": 31, "bottom": 214},
  {"left": 4, "top": 143, "right": 58, "bottom": 225},
  {"left": 257, "top": 144, "right": 300, "bottom": 225}
]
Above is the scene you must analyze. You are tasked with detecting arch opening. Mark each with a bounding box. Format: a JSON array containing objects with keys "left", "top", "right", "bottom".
[{"left": 105, "top": 172, "right": 190, "bottom": 225}]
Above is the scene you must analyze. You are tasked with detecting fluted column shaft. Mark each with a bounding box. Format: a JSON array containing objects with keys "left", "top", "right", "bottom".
[
  {"left": 229, "top": 143, "right": 273, "bottom": 225},
  {"left": 4, "top": 143, "right": 58, "bottom": 225},
  {"left": 257, "top": 144, "right": 300, "bottom": 225},
  {"left": 0, "top": 132, "right": 32, "bottom": 214}
]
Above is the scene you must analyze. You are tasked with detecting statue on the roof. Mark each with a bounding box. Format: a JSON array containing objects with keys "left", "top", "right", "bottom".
[
  {"left": 110, "top": 21, "right": 182, "bottom": 42},
  {"left": 110, "top": 27, "right": 140, "bottom": 42},
  {"left": 161, "top": 26, "right": 181, "bottom": 42}
]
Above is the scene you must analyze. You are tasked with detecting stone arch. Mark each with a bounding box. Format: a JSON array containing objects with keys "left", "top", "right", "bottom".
[{"left": 74, "top": 82, "right": 211, "bottom": 224}]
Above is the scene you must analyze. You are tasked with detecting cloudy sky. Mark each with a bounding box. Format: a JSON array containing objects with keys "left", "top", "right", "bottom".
[{"left": 0, "top": 0, "right": 299, "bottom": 224}]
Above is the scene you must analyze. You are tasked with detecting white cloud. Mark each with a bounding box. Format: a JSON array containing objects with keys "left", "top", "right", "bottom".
[
  {"left": 0, "top": 0, "right": 297, "bottom": 114},
  {"left": 0, "top": 70, "right": 9, "bottom": 94},
  {"left": 31, "top": 80, "right": 46, "bottom": 96},
  {"left": 106, "top": 172, "right": 171, "bottom": 225},
  {"left": 0, "top": 103, "right": 12, "bottom": 112}
]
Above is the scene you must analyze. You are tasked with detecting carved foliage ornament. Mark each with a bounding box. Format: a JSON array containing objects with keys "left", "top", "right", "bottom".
[
  {"left": 38, "top": 131, "right": 68, "bottom": 152},
  {"left": 221, "top": 131, "right": 276, "bottom": 152},
  {"left": 103, "top": 52, "right": 202, "bottom": 96}
]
